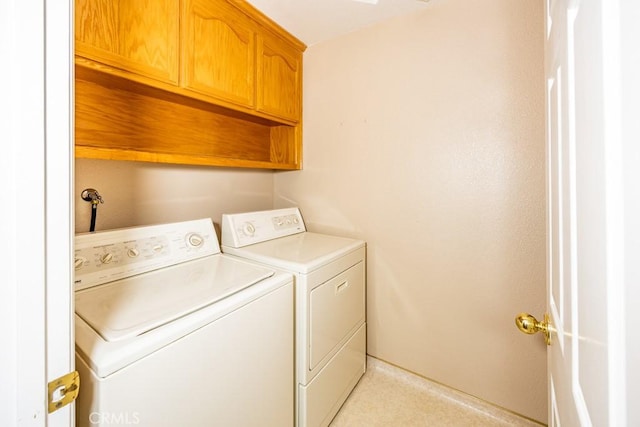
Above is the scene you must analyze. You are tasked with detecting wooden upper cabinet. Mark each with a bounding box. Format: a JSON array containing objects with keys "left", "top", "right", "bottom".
[
  {"left": 75, "top": 0, "right": 179, "bottom": 85},
  {"left": 75, "top": 0, "right": 306, "bottom": 170},
  {"left": 181, "top": 0, "right": 257, "bottom": 107},
  {"left": 256, "top": 32, "right": 302, "bottom": 122}
]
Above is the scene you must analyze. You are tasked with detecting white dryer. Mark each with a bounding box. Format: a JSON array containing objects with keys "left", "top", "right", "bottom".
[
  {"left": 74, "top": 218, "right": 294, "bottom": 427},
  {"left": 221, "top": 208, "right": 366, "bottom": 427}
]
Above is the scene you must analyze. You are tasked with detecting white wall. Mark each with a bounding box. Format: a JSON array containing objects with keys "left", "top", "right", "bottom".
[
  {"left": 274, "top": 0, "right": 547, "bottom": 422},
  {"left": 75, "top": 159, "right": 274, "bottom": 235}
]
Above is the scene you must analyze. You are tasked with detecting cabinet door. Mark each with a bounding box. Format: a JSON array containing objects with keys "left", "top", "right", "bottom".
[
  {"left": 75, "top": 0, "right": 179, "bottom": 84},
  {"left": 256, "top": 32, "right": 302, "bottom": 122},
  {"left": 182, "top": 0, "right": 256, "bottom": 107}
]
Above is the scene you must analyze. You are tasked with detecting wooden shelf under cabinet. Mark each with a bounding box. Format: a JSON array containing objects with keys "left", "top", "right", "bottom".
[{"left": 75, "top": 66, "right": 301, "bottom": 170}]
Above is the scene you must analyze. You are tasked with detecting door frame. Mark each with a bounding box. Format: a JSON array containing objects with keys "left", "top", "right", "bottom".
[{"left": 0, "top": 0, "right": 74, "bottom": 425}]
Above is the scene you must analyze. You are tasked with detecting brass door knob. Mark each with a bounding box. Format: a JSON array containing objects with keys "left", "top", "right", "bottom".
[{"left": 515, "top": 312, "right": 551, "bottom": 345}]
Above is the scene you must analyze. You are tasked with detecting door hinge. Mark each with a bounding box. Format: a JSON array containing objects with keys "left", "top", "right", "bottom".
[{"left": 48, "top": 370, "right": 80, "bottom": 413}]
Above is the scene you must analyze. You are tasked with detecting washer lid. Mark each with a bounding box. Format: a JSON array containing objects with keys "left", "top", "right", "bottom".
[
  {"left": 224, "top": 232, "right": 364, "bottom": 274},
  {"left": 75, "top": 255, "right": 274, "bottom": 342}
]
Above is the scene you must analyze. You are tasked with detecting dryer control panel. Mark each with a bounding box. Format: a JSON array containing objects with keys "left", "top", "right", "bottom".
[
  {"left": 221, "top": 208, "right": 306, "bottom": 248},
  {"left": 74, "top": 218, "right": 219, "bottom": 290}
]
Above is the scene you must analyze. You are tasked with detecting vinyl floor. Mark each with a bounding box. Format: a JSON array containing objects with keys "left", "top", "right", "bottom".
[{"left": 330, "top": 357, "right": 545, "bottom": 427}]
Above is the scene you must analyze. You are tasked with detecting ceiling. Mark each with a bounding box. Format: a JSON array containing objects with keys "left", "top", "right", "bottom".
[{"left": 246, "top": 0, "right": 434, "bottom": 46}]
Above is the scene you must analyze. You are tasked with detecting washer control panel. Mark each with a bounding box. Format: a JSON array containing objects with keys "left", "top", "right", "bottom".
[
  {"left": 221, "top": 207, "right": 306, "bottom": 248},
  {"left": 74, "top": 218, "right": 219, "bottom": 290}
]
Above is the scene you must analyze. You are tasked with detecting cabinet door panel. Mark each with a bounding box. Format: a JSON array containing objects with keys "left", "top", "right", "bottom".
[
  {"left": 75, "top": 0, "right": 118, "bottom": 51},
  {"left": 182, "top": 0, "right": 256, "bottom": 107},
  {"left": 75, "top": 0, "right": 179, "bottom": 84},
  {"left": 256, "top": 33, "right": 302, "bottom": 122}
]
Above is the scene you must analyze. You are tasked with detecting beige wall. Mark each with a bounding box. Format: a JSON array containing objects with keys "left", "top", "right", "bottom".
[
  {"left": 274, "top": 0, "right": 547, "bottom": 422},
  {"left": 75, "top": 159, "right": 274, "bottom": 234}
]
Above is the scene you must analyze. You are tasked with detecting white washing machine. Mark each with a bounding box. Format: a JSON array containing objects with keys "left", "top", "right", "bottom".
[
  {"left": 221, "top": 208, "right": 366, "bottom": 427},
  {"left": 74, "top": 218, "right": 294, "bottom": 427}
]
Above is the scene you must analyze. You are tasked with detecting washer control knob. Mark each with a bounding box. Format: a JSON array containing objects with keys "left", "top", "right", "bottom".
[
  {"left": 74, "top": 256, "right": 86, "bottom": 270},
  {"left": 187, "top": 233, "right": 204, "bottom": 248},
  {"left": 242, "top": 222, "right": 256, "bottom": 237},
  {"left": 100, "top": 253, "right": 114, "bottom": 264},
  {"left": 152, "top": 244, "right": 163, "bottom": 253},
  {"left": 127, "top": 248, "right": 140, "bottom": 258}
]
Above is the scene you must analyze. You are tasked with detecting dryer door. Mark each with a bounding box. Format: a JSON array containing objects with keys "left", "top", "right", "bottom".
[{"left": 309, "top": 261, "right": 365, "bottom": 369}]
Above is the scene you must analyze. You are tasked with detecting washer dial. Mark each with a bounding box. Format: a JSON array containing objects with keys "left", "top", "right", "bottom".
[
  {"left": 100, "top": 253, "right": 114, "bottom": 264},
  {"left": 187, "top": 233, "right": 204, "bottom": 248},
  {"left": 74, "top": 256, "right": 86, "bottom": 270},
  {"left": 127, "top": 248, "right": 140, "bottom": 258}
]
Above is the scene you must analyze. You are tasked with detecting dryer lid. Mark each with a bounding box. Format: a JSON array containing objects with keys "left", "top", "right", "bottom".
[
  {"left": 223, "top": 232, "right": 364, "bottom": 274},
  {"left": 75, "top": 255, "right": 274, "bottom": 342}
]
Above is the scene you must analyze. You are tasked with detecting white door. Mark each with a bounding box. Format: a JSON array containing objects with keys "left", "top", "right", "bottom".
[
  {"left": 544, "top": 0, "right": 637, "bottom": 426},
  {"left": 0, "top": 0, "right": 74, "bottom": 426}
]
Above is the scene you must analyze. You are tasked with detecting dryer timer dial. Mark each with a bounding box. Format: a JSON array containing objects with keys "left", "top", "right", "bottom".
[{"left": 242, "top": 222, "right": 256, "bottom": 237}]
